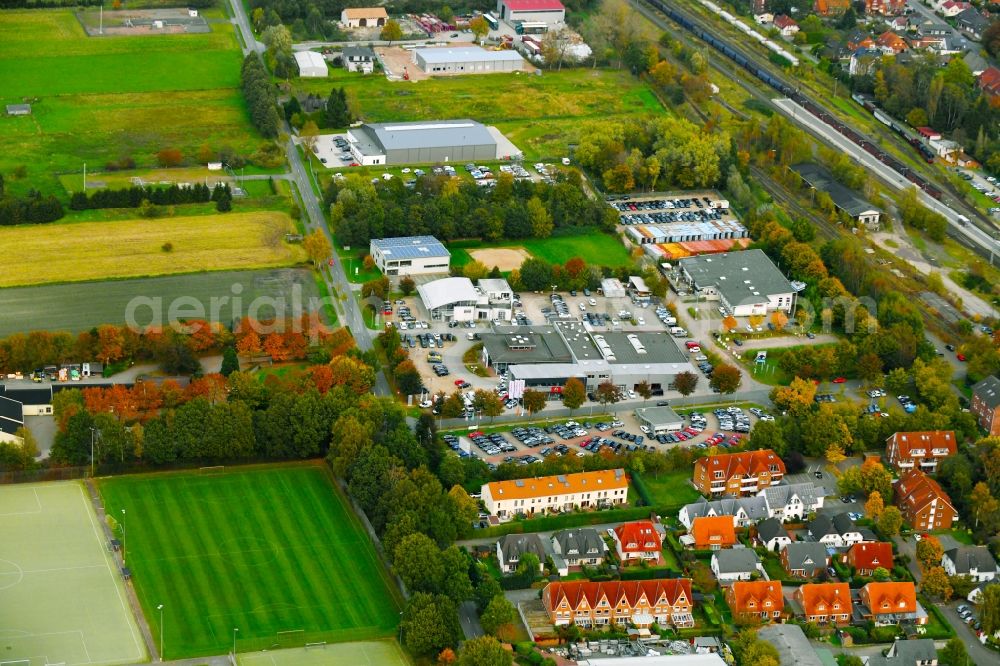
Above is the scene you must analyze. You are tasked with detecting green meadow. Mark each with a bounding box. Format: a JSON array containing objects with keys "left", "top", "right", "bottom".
[{"left": 0, "top": 9, "right": 257, "bottom": 196}]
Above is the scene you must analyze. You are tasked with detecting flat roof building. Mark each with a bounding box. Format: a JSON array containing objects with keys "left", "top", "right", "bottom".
[
  {"left": 6, "top": 104, "right": 31, "bottom": 116},
  {"left": 346, "top": 119, "right": 500, "bottom": 166},
  {"left": 294, "top": 50, "right": 329, "bottom": 78},
  {"left": 497, "top": 0, "right": 566, "bottom": 26},
  {"left": 792, "top": 163, "right": 881, "bottom": 229},
  {"left": 677, "top": 249, "right": 796, "bottom": 317},
  {"left": 0, "top": 395, "right": 24, "bottom": 444},
  {"left": 413, "top": 46, "right": 526, "bottom": 75},
  {"left": 635, "top": 406, "right": 683, "bottom": 434},
  {"left": 483, "top": 321, "right": 695, "bottom": 393},
  {"left": 626, "top": 220, "right": 748, "bottom": 245},
  {"left": 369, "top": 235, "right": 450, "bottom": 276}
]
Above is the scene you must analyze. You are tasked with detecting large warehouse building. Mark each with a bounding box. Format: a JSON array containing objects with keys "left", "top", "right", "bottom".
[
  {"left": 481, "top": 321, "right": 696, "bottom": 395},
  {"left": 497, "top": 0, "right": 566, "bottom": 26},
  {"left": 676, "top": 250, "right": 797, "bottom": 317},
  {"left": 346, "top": 119, "right": 500, "bottom": 166},
  {"left": 294, "top": 50, "right": 329, "bottom": 77},
  {"left": 413, "top": 46, "right": 526, "bottom": 75},
  {"left": 369, "top": 236, "right": 450, "bottom": 276}
]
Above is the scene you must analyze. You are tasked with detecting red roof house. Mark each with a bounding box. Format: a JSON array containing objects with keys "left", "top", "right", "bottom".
[{"left": 613, "top": 521, "right": 663, "bottom": 565}]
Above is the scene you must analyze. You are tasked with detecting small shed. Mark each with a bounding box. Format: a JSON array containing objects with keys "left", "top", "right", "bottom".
[
  {"left": 6, "top": 104, "right": 31, "bottom": 116},
  {"left": 635, "top": 406, "right": 683, "bottom": 434}
]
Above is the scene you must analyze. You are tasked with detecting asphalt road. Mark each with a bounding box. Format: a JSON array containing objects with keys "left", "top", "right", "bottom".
[
  {"left": 938, "top": 603, "right": 995, "bottom": 666},
  {"left": 227, "top": 0, "right": 389, "bottom": 395}
]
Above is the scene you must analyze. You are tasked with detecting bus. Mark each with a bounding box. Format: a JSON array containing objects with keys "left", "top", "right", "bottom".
[{"left": 483, "top": 13, "right": 499, "bottom": 30}]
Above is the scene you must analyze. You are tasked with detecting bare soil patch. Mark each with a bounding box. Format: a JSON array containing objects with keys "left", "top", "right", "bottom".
[{"left": 468, "top": 247, "right": 531, "bottom": 271}]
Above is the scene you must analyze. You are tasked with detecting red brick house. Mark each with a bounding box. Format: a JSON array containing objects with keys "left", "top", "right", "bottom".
[
  {"left": 894, "top": 469, "right": 957, "bottom": 531},
  {"left": 726, "top": 581, "right": 784, "bottom": 622},
  {"left": 795, "top": 583, "right": 852, "bottom": 625},
  {"left": 690, "top": 516, "right": 738, "bottom": 550},
  {"left": 542, "top": 579, "right": 694, "bottom": 628},
  {"left": 885, "top": 431, "right": 956, "bottom": 473},
  {"left": 692, "top": 449, "right": 785, "bottom": 497},
  {"left": 971, "top": 376, "right": 1000, "bottom": 436}
]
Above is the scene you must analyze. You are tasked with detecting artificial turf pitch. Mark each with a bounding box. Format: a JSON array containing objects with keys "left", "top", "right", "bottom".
[{"left": 98, "top": 464, "right": 401, "bottom": 659}]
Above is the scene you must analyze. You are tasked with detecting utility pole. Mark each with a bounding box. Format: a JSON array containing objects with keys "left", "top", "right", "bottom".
[
  {"left": 90, "top": 427, "right": 96, "bottom": 477},
  {"left": 99, "top": 3, "right": 103, "bottom": 35}
]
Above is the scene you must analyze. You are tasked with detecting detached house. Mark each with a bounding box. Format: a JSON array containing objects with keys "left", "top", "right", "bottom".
[
  {"left": 885, "top": 431, "right": 956, "bottom": 473},
  {"left": 726, "top": 581, "right": 784, "bottom": 622},
  {"left": 613, "top": 521, "right": 662, "bottom": 565},
  {"left": 846, "top": 542, "right": 895, "bottom": 576},
  {"left": 858, "top": 582, "right": 927, "bottom": 626},
  {"left": 868, "top": 639, "right": 938, "bottom": 666},
  {"left": 690, "top": 516, "right": 738, "bottom": 550},
  {"left": 979, "top": 67, "right": 1000, "bottom": 99},
  {"left": 942, "top": 546, "right": 998, "bottom": 583},
  {"left": 542, "top": 579, "right": 694, "bottom": 628},
  {"left": 759, "top": 482, "right": 825, "bottom": 521},
  {"left": 876, "top": 31, "right": 909, "bottom": 55},
  {"left": 781, "top": 542, "right": 830, "bottom": 578},
  {"left": 678, "top": 495, "right": 768, "bottom": 530},
  {"left": 894, "top": 469, "right": 957, "bottom": 531},
  {"left": 807, "top": 513, "right": 866, "bottom": 549},
  {"left": 693, "top": 449, "right": 785, "bottom": 497},
  {"left": 865, "top": 0, "right": 906, "bottom": 15},
  {"left": 711, "top": 548, "right": 763, "bottom": 583},
  {"left": 755, "top": 517, "right": 792, "bottom": 552},
  {"left": 496, "top": 534, "right": 547, "bottom": 574},
  {"left": 551, "top": 529, "right": 607, "bottom": 570},
  {"left": 773, "top": 15, "right": 799, "bottom": 37},
  {"left": 795, "top": 583, "right": 852, "bottom": 625},
  {"left": 342, "top": 46, "right": 376, "bottom": 74},
  {"left": 970, "top": 376, "right": 1000, "bottom": 436}
]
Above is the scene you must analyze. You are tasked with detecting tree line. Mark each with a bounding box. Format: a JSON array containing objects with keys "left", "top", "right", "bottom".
[
  {"left": 327, "top": 170, "right": 617, "bottom": 247},
  {"left": 68, "top": 183, "right": 230, "bottom": 211},
  {"left": 0, "top": 317, "right": 353, "bottom": 376},
  {"left": 0, "top": 174, "right": 64, "bottom": 225},
  {"left": 241, "top": 55, "right": 281, "bottom": 139}
]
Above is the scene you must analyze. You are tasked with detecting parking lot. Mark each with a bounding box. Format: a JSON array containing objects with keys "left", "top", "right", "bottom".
[
  {"left": 441, "top": 405, "right": 768, "bottom": 468},
  {"left": 607, "top": 192, "right": 739, "bottom": 224}
]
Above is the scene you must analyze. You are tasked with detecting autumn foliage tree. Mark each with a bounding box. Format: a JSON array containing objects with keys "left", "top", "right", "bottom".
[
  {"left": 916, "top": 535, "right": 944, "bottom": 573},
  {"left": 156, "top": 148, "right": 183, "bottom": 167}
]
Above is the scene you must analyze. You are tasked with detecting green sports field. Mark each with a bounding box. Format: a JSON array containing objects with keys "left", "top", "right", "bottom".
[
  {"left": 0, "top": 9, "right": 257, "bottom": 196},
  {"left": 98, "top": 464, "right": 401, "bottom": 659},
  {"left": 449, "top": 230, "right": 633, "bottom": 269},
  {"left": 239, "top": 639, "right": 410, "bottom": 666},
  {"left": 0, "top": 482, "right": 147, "bottom": 666}
]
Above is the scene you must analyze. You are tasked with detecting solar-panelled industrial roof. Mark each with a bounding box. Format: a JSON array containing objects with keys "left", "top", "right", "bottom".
[{"left": 371, "top": 235, "right": 450, "bottom": 260}]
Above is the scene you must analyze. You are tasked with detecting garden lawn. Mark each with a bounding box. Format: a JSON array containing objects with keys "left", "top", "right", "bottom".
[
  {"left": 0, "top": 212, "right": 304, "bottom": 287},
  {"left": 448, "top": 231, "right": 632, "bottom": 270},
  {"left": 632, "top": 470, "right": 701, "bottom": 510},
  {"left": 0, "top": 9, "right": 258, "bottom": 197},
  {"left": 98, "top": 464, "right": 401, "bottom": 659}
]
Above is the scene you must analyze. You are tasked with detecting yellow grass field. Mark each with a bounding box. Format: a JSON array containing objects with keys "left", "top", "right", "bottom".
[{"left": 0, "top": 212, "right": 305, "bottom": 287}]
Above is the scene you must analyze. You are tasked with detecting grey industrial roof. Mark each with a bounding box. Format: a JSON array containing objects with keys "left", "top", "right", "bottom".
[
  {"left": 944, "top": 546, "right": 998, "bottom": 575},
  {"left": 712, "top": 548, "right": 760, "bottom": 574},
  {"left": 482, "top": 325, "right": 573, "bottom": 365},
  {"left": 758, "top": 624, "right": 824, "bottom": 666},
  {"left": 598, "top": 331, "right": 688, "bottom": 365},
  {"left": 0, "top": 395, "right": 24, "bottom": 435},
  {"left": 371, "top": 235, "right": 450, "bottom": 260},
  {"left": 0, "top": 385, "right": 53, "bottom": 406},
  {"left": 552, "top": 321, "right": 601, "bottom": 362},
  {"left": 635, "top": 406, "right": 682, "bottom": 427},
  {"left": 5, "top": 104, "right": 30, "bottom": 114},
  {"left": 973, "top": 376, "right": 1000, "bottom": 410},
  {"left": 361, "top": 119, "right": 496, "bottom": 153},
  {"left": 781, "top": 542, "right": 830, "bottom": 570},
  {"left": 415, "top": 46, "right": 525, "bottom": 64},
  {"left": 792, "top": 163, "right": 880, "bottom": 217},
  {"left": 478, "top": 278, "right": 512, "bottom": 294},
  {"left": 678, "top": 249, "right": 794, "bottom": 308},
  {"left": 417, "top": 277, "right": 479, "bottom": 311}
]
